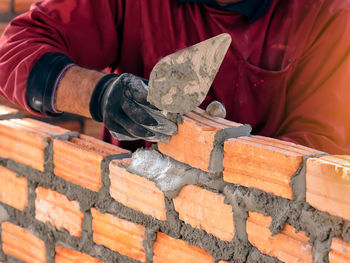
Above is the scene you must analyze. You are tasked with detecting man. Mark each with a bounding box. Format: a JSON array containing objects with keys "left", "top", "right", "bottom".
[{"left": 0, "top": 0, "right": 349, "bottom": 153}]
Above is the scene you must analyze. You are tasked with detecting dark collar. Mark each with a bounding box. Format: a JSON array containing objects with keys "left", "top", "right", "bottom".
[{"left": 178, "top": 0, "right": 273, "bottom": 23}]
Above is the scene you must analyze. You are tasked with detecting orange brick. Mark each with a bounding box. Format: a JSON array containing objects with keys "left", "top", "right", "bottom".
[
  {"left": 53, "top": 134, "right": 129, "bottom": 191},
  {"left": 91, "top": 208, "right": 146, "bottom": 262},
  {"left": 306, "top": 156, "right": 350, "bottom": 221},
  {"left": 153, "top": 232, "right": 213, "bottom": 263},
  {"left": 158, "top": 108, "right": 244, "bottom": 172},
  {"left": 83, "top": 119, "right": 103, "bottom": 139},
  {"left": 0, "top": 105, "right": 19, "bottom": 116},
  {"left": 35, "top": 187, "right": 83, "bottom": 237},
  {"left": 2, "top": 222, "right": 45, "bottom": 263},
  {"left": 14, "top": 0, "right": 38, "bottom": 13},
  {"left": 247, "top": 212, "right": 312, "bottom": 263},
  {"left": 0, "top": 0, "right": 10, "bottom": 12},
  {"left": 55, "top": 246, "right": 102, "bottom": 263},
  {"left": 56, "top": 121, "right": 81, "bottom": 132},
  {"left": 0, "top": 166, "right": 27, "bottom": 210},
  {"left": 173, "top": 185, "right": 234, "bottom": 241},
  {"left": 109, "top": 159, "right": 167, "bottom": 221},
  {"left": 223, "top": 136, "right": 321, "bottom": 199},
  {"left": 0, "top": 118, "right": 68, "bottom": 171},
  {"left": 330, "top": 238, "right": 350, "bottom": 262}
]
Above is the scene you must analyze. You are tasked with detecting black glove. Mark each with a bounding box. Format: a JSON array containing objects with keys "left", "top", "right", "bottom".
[{"left": 89, "top": 73, "right": 177, "bottom": 142}]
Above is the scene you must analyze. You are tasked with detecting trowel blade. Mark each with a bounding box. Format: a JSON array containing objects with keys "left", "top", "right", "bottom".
[{"left": 147, "top": 33, "right": 232, "bottom": 115}]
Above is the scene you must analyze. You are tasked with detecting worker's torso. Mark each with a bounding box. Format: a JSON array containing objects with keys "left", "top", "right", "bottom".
[{"left": 100, "top": 0, "right": 346, "bottom": 148}]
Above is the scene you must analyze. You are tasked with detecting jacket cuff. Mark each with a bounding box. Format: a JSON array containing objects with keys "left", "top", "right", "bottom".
[
  {"left": 26, "top": 52, "right": 75, "bottom": 116},
  {"left": 89, "top": 74, "right": 119, "bottom": 122}
]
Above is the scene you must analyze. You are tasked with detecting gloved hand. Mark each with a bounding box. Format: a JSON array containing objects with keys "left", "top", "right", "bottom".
[{"left": 89, "top": 73, "right": 178, "bottom": 142}]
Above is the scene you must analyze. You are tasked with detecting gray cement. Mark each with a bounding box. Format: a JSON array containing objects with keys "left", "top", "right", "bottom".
[
  {"left": 127, "top": 149, "right": 227, "bottom": 198},
  {"left": 206, "top": 101, "right": 227, "bottom": 119},
  {"left": 208, "top": 124, "right": 252, "bottom": 176},
  {"left": 290, "top": 154, "right": 329, "bottom": 202}
]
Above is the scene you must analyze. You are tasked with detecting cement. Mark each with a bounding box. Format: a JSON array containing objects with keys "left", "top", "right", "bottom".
[
  {"left": 209, "top": 125, "right": 252, "bottom": 176},
  {"left": 127, "top": 149, "right": 227, "bottom": 198},
  {"left": 206, "top": 101, "right": 227, "bottom": 119},
  {"left": 290, "top": 154, "right": 328, "bottom": 202},
  {"left": 0, "top": 205, "right": 9, "bottom": 223},
  {"left": 148, "top": 55, "right": 202, "bottom": 114},
  {"left": 0, "top": 112, "right": 23, "bottom": 121}
]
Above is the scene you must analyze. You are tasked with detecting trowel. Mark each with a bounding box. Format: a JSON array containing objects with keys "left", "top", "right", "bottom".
[{"left": 147, "top": 33, "right": 232, "bottom": 115}]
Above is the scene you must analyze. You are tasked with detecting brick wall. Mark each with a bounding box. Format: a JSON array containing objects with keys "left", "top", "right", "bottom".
[{"left": 0, "top": 103, "right": 349, "bottom": 263}]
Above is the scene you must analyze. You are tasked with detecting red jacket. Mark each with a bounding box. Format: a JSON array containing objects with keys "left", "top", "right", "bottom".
[{"left": 0, "top": 0, "right": 350, "bottom": 153}]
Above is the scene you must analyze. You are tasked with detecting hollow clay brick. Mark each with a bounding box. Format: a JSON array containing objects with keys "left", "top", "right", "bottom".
[
  {"left": 0, "top": 23, "right": 8, "bottom": 36},
  {"left": 153, "top": 232, "right": 213, "bottom": 263},
  {"left": 0, "top": 105, "right": 19, "bottom": 116},
  {"left": 35, "top": 187, "right": 83, "bottom": 237},
  {"left": 0, "top": 118, "right": 68, "bottom": 171},
  {"left": 91, "top": 208, "right": 146, "bottom": 262},
  {"left": 56, "top": 121, "right": 81, "bottom": 132},
  {"left": 55, "top": 246, "right": 103, "bottom": 263},
  {"left": 109, "top": 159, "right": 167, "bottom": 221},
  {"left": 0, "top": 166, "right": 27, "bottom": 210},
  {"left": 306, "top": 155, "right": 350, "bottom": 221},
  {"left": 158, "top": 108, "right": 243, "bottom": 172},
  {"left": 329, "top": 238, "right": 350, "bottom": 262},
  {"left": 2, "top": 222, "right": 45, "bottom": 263},
  {"left": 14, "top": 0, "right": 38, "bottom": 13},
  {"left": 247, "top": 212, "right": 312, "bottom": 263},
  {"left": 173, "top": 185, "right": 234, "bottom": 241},
  {"left": 53, "top": 134, "right": 129, "bottom": 192},
  {"left": 223, "top": 135, "right": 321, "bottom": 199},
  {"left": 0, "top": 1, "right": 10, "bottom": 12}
]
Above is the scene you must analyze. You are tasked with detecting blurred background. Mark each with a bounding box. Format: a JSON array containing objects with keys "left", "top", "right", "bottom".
[{"left": 0, "top": 0, "right": 103, "bottom": 139}]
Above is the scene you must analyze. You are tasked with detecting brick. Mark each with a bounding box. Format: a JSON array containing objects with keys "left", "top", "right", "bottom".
[
  {"left": 173, "top": 185, "right": 234, "bottom": 241},
  {"left": 223, "top": 136, "right": 321, "bottom": 199},
  {"left": 0, "top": 166, "right": 27, "bottom": 210},
  {"left": 0, "top": 0, "right": 10, "bottom": 12},
  {"left": 247, "top": 212, "right": 312, "bottom": 263},
  {"left": 330, "top": 238, "right": 350, "bottom": 262},
  {"left": 55, "top": 246, "right": 102, "bottom": 263},
  {"left": 109, "top": 159, "right": 167, "bottom": 221},
  {"left": 35, "top": 187, "right": 83, "bottom": 237},
  {"left": 0, "top": 118, "right": 68, "bottom": 171},
  {"left": 2, "top": 222, "right": 45, "bottom": 263},
  {"left": 153, "top": 232, "right": 213, "bottom": 263},
  {"left": 83, "top": 119, "right": 103, "bottom": 139},
  {"left": 14, "top": 0, "right": 38, "bottom": 13},
  {"left": 91, "top": 208, "right": 146, "bottom": 262},
  {"left": 0, "top": 105, "right": 19, "bottom": 116},
  {"left": 53, "top": 134, "right": 129, "bottom": 191},
  {"left": 56, "top": 121, "right": 81, "bottom": 132},
  {"left": 306, "top": 155, "right": 350, "bottom": 221},
  {"left": 158, "top": 108, "right": 243, "bottom": 172}
]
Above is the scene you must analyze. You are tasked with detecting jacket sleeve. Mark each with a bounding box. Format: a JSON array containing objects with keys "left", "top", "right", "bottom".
[
  {"left": 0, "top": 0, "right": 123, "bottom": 115},
  {"left": 276, "top": 8, "right": 350, "bottom": 154}
]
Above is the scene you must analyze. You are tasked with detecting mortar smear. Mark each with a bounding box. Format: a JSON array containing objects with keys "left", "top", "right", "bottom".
[{"left": 126, "top": 149, "right": 226, "bottom": 198}]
